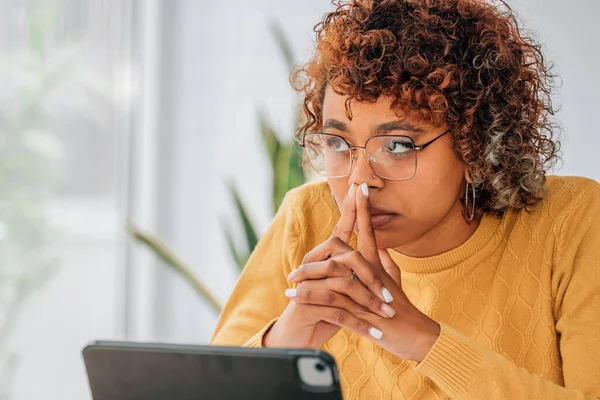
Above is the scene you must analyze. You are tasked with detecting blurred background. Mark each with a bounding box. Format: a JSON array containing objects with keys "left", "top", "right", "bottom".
[{"left": 0, "top": 0, "right": 598, "bottom": 399}]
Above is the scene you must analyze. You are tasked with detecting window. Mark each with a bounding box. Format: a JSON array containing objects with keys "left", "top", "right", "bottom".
[{"left": 0, "top": 1, "right": 135, "bottom": 398}]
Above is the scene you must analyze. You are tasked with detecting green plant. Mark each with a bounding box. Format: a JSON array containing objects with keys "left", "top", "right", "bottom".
[
  {"left": 129, "top": 20, "right": 308, "bottom": 312},
  {"left": 223, "top": 114, "right": 306, "bottom": 272},
  {"left": 127, "top": 223, "right": 222, "bottom": 312},
  {"left": 222, "top": 21, "right": 307, "bottom": 271},
  {"left": 0, "top": 8, "right": 63, "bottom": 398},
  {"left": 0, "top": 6, "right": 115, "bottom": 397}
]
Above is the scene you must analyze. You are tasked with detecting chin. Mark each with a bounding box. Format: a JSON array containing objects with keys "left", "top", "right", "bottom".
[{"left": 374, "top": 229, "right": 406, "bottom": 250}]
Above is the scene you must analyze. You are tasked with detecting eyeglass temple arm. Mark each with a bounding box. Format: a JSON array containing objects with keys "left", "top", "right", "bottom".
[{"left": 414, "top": 129, "right": 450, "bottom": 151}]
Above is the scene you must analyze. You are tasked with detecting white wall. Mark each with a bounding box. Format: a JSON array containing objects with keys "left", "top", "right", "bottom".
[
  {"left": 8, "top": 203, "right": 122, "bottom": 400},
  {"left": 154, "top": 0, "right": 600, "bottom": 345},
  {"left": 152, "top": 0, "right": 329, "bottom": 343},
  {"left": 2, "top": 2, "right": 134, "bottom": 400},
  {"left": 510, "top": 0, "right": 600, "bottom": 178}
]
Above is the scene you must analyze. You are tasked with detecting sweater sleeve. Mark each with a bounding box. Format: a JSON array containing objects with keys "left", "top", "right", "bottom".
[
  {"left": 209, "top": 189, "right": 301, "bottom": 348},
  {"left": 412, "top": 180, "right": 600, "bottom": 399}
]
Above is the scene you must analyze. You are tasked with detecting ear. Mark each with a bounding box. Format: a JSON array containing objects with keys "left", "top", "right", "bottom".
[{"left": 464, "top": 166, "right": 473, "bottom": 183}]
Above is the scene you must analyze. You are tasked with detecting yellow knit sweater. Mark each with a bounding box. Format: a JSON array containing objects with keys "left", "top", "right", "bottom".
[{"left": 210, "top": 176, "right": 600, "bottom": 399}]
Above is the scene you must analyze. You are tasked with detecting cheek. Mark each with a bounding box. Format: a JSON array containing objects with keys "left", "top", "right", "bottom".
[
  {"left": 327, "top": 178, "right": 347, "bottom": 205},
  {"left": 401, "top": 155, "right": 464, "bottom": 216}
]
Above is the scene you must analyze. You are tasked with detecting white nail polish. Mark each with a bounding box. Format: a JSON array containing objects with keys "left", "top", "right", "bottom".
[
  {"left": 360, "top": 183, "right": 369, "bottom": 197},
  {"left": 287, "top": 270, "right": 297, "bottom": 281},
  {"left": 369, "top": 327, "right": 383, "bottom": 340},
  {"left": 347, "top": 183, "right": 355, "bottom": 195},
  {"left": 382, "top": 288, "right": 393, "bottom": 303},
  {"left": 381, "top": 303, "right": 396, "bottom": 318},
  {"left": 285, "top": 289, "right": 297, "bottom": 298}
]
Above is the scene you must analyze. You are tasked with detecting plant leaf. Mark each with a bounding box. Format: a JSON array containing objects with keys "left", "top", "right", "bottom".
[
  {"left": 259, "top": 110, "right": 280, "bottom": 170},
  {"left": 221, "top": 216, "right": 249, "bottom": 272},
  {"left": 273, "top": 144, "right": 292, "bottom": 211},
  {"left": 268, "top": 20, "right": 295, "bottom": 72},
  {"left": 272, "top": 141, "right": 306, "bottom": 211},
  {"left": 127, "top": 222, "right": 222, "bottom": 314},
  {"left": 226, "top": 182, "right": 259, "bottom": 253},
  {"left": 287, "top": 141, "right": 306, "bottom": 191}
]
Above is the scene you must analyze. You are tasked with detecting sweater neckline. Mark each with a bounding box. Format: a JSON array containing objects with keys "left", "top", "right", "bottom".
[{"left": 385, "top": 213, "right": 502, "bottom": 274}]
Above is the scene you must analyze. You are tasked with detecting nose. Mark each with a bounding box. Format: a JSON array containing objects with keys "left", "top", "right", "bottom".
[{"left": 347, "top": 148, "right": 380, "bottom": 188}]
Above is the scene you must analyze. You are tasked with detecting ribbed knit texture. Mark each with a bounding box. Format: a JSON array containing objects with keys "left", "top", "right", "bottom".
[{"left": 211, "top": 176, "right": 600, "bottom": 399}]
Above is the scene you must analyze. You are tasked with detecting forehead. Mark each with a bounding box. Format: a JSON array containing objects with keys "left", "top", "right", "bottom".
[{"left": 322, "top": 86, "right": 401, "bottom": 122}]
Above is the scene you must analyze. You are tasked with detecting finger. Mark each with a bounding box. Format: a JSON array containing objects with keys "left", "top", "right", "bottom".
[
  {"left": 333, "top": 249, "right": 395, "bottom": 304},
  {"left": 355, "top": 183, "right": 380, "bottom": 266},
  {"left": 289, "top": 303, "right": 384, "bottom": 340},
  {"left": 330, "top": 183, "right": 357, "bottom": 243},
  {"left": 301, "top": 236, "right": 353, "bottom": 265},
  {"left": 379, "top": 249, "right": 401, "bottom": 286},
  {"left": 287, "top": 258, "right": 348, "bottom": 283},
  {"left": 299, "top": 184, "right": 356, "bottom": 268},
  {"left": 287, "top": 279, "right": 395, "bottom": 319}
]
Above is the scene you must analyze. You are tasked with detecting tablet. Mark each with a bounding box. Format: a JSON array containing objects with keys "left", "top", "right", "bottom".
[{"left": 82, "top": 341, "right": 343, "bottom": 400}]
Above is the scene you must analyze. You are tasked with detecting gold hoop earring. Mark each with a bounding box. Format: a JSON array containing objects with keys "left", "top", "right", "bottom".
[{"left": 464, "top": 182, "right": 476, "bottom": 221}]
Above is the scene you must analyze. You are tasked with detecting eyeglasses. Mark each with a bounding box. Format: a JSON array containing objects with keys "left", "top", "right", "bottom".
[{"left": 300, "top": 129, "right": 449, "bottom": 181}]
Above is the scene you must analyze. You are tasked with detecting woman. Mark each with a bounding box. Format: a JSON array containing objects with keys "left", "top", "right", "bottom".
[{"left": 211, "top": 0, "right": 600, "bottom": 398}]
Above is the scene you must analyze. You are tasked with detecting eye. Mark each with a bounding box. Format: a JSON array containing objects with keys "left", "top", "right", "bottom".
[
  {"left": 384, "top": 139, "right": 412, "bottom": 156},
  {"left": 325, "top": 136, "right": 350, "bottom": 153}
]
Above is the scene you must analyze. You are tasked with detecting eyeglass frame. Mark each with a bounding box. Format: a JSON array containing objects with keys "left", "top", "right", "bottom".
[{"left": 299, "top": 129, "right": 450, "bottom": 181}]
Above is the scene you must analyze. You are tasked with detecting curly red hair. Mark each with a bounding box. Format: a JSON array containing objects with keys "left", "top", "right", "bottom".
[{"left": 292, "top": 0, "right": 560, "bottom": 214}]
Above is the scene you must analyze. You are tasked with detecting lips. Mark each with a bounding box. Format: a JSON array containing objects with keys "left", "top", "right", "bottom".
[
  {"left": 370, "top": 206, "right": 397, "bottom": 217},
  {"left": 369, "top": 206, "right": 398, "bottom": 228}
]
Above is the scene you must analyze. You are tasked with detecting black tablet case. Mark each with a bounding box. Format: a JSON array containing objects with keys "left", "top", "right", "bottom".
[{"left": 83, "top": 341, "right": 344, "bottom": 400}]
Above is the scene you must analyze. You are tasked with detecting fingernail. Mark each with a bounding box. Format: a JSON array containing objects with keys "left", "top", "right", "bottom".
[
  {"left": 347, "top": 183, "right": 355, "bottom": 196},
  {"left": 285, "top": 289, "right": 297, "bottom": 298},
  {"left": 382, "top": 288, "right": 393, "bottom": 303},
  {"left": 360, "top": 183, "right": 369, "bottom": 197},
  {"left": 369, "top": 327, "right": 383, "bottom": 340},
  {"left": 381, "top": 303, "right": 396, "bottom": 318},
  {"left": 287, "top": 270, "right": 297, "bottom": 281}
]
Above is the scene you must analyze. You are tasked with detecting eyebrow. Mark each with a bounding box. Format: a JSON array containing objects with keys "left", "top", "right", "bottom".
[{"left": 322, "top": 119, "right": 425, "bottom": 135}]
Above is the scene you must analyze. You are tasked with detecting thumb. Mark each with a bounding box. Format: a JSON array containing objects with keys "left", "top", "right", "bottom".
[{"left": 378, "top": 249, "right": 401, "bottom": 286}]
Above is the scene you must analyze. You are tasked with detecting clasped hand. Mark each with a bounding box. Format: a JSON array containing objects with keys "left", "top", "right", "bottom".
[{"left": 284, "top": 183, "right": 440, "bottom": 363}]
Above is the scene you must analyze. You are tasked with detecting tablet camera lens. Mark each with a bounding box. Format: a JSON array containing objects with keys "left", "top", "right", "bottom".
[{"left": 315, "top": 362, "right": 325, "bottom": 372}]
